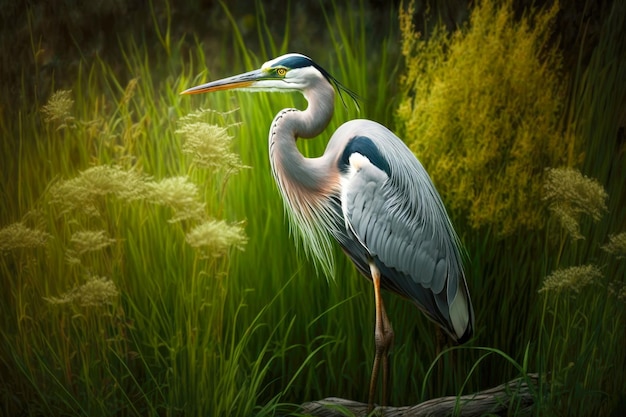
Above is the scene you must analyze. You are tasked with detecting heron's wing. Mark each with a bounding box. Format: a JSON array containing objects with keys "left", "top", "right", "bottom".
[{"left": 339, "top": 136, "right": 472, "bottom": 341}]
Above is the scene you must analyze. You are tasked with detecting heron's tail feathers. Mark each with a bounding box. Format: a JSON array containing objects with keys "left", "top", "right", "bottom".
[{"left": 449, "top": 284, "right": 474, "bottom": 344}]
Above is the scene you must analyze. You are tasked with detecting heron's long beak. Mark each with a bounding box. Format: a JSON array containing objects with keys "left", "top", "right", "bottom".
[{"left": 180, "top": 69, "right": 267, "bottom": 95}]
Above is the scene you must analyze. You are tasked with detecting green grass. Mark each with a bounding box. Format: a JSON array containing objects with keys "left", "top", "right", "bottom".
[{"left": 1, "top": 0, "right": 625, "bottom": 416}]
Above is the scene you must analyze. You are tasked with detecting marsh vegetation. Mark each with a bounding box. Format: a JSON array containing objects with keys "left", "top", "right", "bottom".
[{"left": 1, "top": 0, "right": 624, "bottom": 415}]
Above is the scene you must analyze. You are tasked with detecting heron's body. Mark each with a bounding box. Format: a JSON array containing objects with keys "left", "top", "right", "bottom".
[{"left": 182, "top": 53, "right": 474, "bottom": 410}]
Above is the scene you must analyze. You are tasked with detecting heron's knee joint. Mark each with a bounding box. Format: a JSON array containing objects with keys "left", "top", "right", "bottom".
[{"left": 375, "top": 328, "right": 394, "bottom": 353}]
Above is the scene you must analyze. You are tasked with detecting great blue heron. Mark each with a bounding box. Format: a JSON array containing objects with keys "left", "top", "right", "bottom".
[{"left": 182, "top": 53, "right": 474, "bottom": 411}]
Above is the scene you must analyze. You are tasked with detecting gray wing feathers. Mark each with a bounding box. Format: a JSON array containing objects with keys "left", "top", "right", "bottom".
[
  {"left": 338, "top": 122, "right": 471, "bottom": 340},
  {"left": 343, "top": 158, "right": 451, "bottom": 289}
]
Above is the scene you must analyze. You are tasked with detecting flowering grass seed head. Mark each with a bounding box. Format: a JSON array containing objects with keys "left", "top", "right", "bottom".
[
  {"left": 69, "top": 230, "right": 116, "bottom": 256},
  {"left": 177, "top": 109, "right": 247, "bottom": 174},
  {"left": 49, "top": 165, "right": 151, "bottom": 216},
  {"left": 548, "top": 206, "right": 584, "bottom": 240},
  {"left": 0, "top": 222, "right": 51, "bottom": 251},
  {"left": 41, "top": 89, "right": 75, "bottom": 129},
  {"left": 120, "top": 78, "right": 139, "bottom": 107},
  {"left": 602, "top": 232, "right": 626, "bottom": 259},
  {"left": 543, "top": 168, "right": 608, "bottom": 240},
  {"left": 539, "top": 264, "right": 603, "bottom": 294},
  {"left": 46, "top": 276, "right": 120, "bottom": 308},
  {"left": 147, "top": 176, "right": 206, "bottom": 223},
  {"left": 185, "top": 219, "right": 247, "bottom": 258},
  {"left": 66, "top": 229, "right": 117, "bottom": 264}
]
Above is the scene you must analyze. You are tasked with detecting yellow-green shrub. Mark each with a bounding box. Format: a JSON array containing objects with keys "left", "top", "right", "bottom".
[{"left": 397, "top": 0, "right": 576, "bottom": 236}]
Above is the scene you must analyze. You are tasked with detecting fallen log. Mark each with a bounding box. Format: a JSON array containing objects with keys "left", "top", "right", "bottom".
[{"left": 299, "top": 373, "right": 539, "bottom": 417}]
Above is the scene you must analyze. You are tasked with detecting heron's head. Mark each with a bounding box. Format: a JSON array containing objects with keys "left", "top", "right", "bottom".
[{"left": 181, "top": 53, "right": 358, "bottom": 105}]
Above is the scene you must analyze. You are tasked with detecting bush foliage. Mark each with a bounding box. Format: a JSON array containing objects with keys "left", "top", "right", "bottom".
[{"left": 397, "top": 0, "right": 574, "bottom": 236}]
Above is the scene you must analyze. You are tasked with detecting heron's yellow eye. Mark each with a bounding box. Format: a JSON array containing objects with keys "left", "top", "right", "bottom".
[{"left": 276, "top": 68, "right": 287, "bottom": 76}]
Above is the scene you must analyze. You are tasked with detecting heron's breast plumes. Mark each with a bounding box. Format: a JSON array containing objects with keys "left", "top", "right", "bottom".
[
  {"left": 271, "top": 154, "right": 343, "bottom": 279},
  {"left": 269, "top": 128, "right": 342, "bottom": 278}
]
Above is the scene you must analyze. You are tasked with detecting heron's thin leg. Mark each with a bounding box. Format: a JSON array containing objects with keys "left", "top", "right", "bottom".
[
  {"left": 381, "top": 303, "right": 394, "bottom": 408},
  {"left": 368, "top": 346, "right": 381, "bottom": 413},
  {"left": 367, "top": 262, "right": 394, "bottom": 414}
]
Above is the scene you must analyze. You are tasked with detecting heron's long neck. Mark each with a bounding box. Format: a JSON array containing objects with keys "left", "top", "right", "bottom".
[
  {"left": 269, "top": 79, "right": 336, "bottom": 194},
  {"left": 268, "top": 79, "right": 343, "bottom": 278}
]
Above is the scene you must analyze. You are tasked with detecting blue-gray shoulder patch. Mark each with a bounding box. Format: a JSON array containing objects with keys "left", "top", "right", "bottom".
[{"left": 338, "top": 136, "right": 391, "bottom": 176}]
